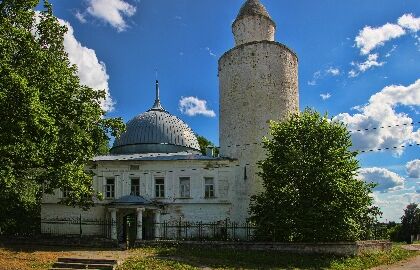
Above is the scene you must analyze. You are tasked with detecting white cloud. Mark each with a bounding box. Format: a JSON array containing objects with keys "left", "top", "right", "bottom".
[
  {"left": 320, "top": 93, "right": 331, "bottom": 100},
  {"left": 326, "top": 67, "right": 340, "bottom": 76},
  {"left": 354, "top": 14, "right": 420, "bottom": 55},
  {"left": 348, "top": 54, "right": 385, "bottom": 77},
  {"left": 348, "top": 69, "right": 359, "bottom": 78},
  {"left": 59, "top": 19, "right": 113, "bottom": 111},
  {"left": 179, "top": 97, "right": 216, "bottom": 117},
  {"left": 75, "top": 10, "right": 87, "bottom": 23},
  {"left": 358, "top": 53, "right": 385, "bottom": 72},
  {"left": 307, "top": 70, "right": 321, "bottom": 86},
  {"left": 87, "top": 0, "right": 136, "bottom": 32},
  {"left": 355, "top": 23, "right": 405, "bottom": 55},
  {"left": 334, "top": 79, "right": 420, "bottom": 154},
  {"left": 406, "top": 159, "right": 420, "bottom": 179},
  {"left": 358, "top": 167, "right": 404, "bottom": 193},
  {"left": 398, "top": 14, "right": 420, "bottom": 32},
  {"left": 373, "top": 190, "right": 420, "bottom": 222}
]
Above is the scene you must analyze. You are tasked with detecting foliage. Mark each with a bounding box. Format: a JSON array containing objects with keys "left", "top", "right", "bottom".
[
  {"left": 249, "top": 109, "right": 380, "bottom": 242},
  {"left": 0, "top": 0, "right": 125, "bottom": 233},
  {"left": 388, "top": 223, "right": 403, "bottom": 242},
  {"left": 196, "top": 135, "right": 218, "bottom": 156},
  {"left": 400, "top": 203, "right": 420, "bottom": 243}
]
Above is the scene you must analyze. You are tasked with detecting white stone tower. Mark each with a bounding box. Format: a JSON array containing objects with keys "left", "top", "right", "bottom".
[{"left": 219, "top": 0, "right": 299, "bottom": 221}]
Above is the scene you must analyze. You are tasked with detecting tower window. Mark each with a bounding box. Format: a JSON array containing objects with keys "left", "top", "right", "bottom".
[
  {"left": 131, "top": 178, "right": 140, "bottom": 196},
  {"left": 204, "top": 177, "right": 215, "bottom": 198},
  {"left": 105, "top": 178, "right": 115, "bottom": 199},
  {"left": 155, "top": 178, "right": 165, "bottom": 198},
  {"left": 179, "top": 177, "right": 190, "bottom": 198}
]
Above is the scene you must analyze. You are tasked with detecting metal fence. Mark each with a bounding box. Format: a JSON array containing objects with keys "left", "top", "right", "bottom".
[
  {"left": 39, "top": 218, "right": 389, "bottom": 242},
  {"left": 155, "top": 220, "right": 256, "bottom": 241},
  {"left": 41, "top": 217, "right": 112, "bottom": 239}
]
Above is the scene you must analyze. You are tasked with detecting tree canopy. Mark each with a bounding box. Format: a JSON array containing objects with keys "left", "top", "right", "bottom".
[
  {"left": 400, "top": 203, "right": 420, "bottom": 243},
  {"left": 196, "top": 135, "right": 218, "bottom": 156},
  {"left": 249, "top": 109, "right": 380, "bottom": 242},
  {"left": 0, "top": 0, "right": 124, "bottom": 233}
]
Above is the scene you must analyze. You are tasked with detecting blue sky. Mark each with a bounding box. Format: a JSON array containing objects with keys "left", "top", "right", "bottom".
[{"left": 44, "top": 0, "right": 419, "bottom": 222}]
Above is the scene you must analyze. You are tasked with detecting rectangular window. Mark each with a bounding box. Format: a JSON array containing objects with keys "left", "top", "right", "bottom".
[
  {"left": 105, "top": 178, "right": 115, "bottom": 199},
  {"left": 130, "top": 165, "right": 140, "bottom": 171},
  {"left": 179, "top": 177, "right": 190, "bottom": 198},
  {"left": 204, "top": 177, "right": 215, "bottom": 198},
  {"left": 155, "top": 178, "right": 165, "bottom": 198},
  {"left": 131, "top": 178, "right": 140, "bottom": 196}
]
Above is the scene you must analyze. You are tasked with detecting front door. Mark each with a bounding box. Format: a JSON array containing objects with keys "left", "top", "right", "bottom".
[{"left": 122, "top": 214, "right": 137, "bottom": 246}]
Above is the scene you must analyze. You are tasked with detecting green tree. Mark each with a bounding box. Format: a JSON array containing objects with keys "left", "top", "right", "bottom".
[
  {"left": 249, "top": 109, "right": 380, "bottom": 242},
  {"left": 0, "top": 0, "right": 125, "bottom": 233},
  {"left": 196, "top": 135, "right": 218, "bottom": 156},
  {"left": 400, "top": 203, "right": 420, "bottom": 243}
]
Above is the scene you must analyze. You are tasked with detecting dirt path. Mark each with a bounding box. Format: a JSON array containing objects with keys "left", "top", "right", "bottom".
[
  {"left": 0, "top": 245, "right": 133, "bottom": 270},
  {"left": 370, "top": 245, "right": 420, "bottom": 270}
]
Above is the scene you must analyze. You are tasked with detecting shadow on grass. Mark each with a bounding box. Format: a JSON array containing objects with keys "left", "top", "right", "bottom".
[{"left": 154, "top": 246, "right": 340, "bottom": 269}]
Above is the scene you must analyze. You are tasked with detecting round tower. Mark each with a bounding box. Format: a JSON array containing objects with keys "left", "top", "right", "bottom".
[{"left": 219, "top": 0, "right": 299, "bottom": 221}]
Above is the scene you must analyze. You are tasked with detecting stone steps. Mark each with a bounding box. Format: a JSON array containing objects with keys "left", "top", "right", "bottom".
[{"left": 50, "top": 258, "right": 117, "bottom": 270}]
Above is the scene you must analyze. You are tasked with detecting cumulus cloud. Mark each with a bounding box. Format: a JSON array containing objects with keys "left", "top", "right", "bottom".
[
  {"left": 320, "top": 93, "right": 332, "bottom": 100},
  {"left": 355, "top": 23, "right": 405, "bottom": 55},
  {"left": 355, "top": 14, "right": 420, "bottom": 55},
  {"left": 179, "top": 97, "right": 216, "bottom": 117},
  {"left": 358, "top": 167, "right": 404, "bottom": 193},
  {"left": 398, "top": 14, "right": 420, "bottom": 32},
  {"left": 85, "top": 0, "right": 137, "bottom": 32},
  {"left": 334, "top": 79, "right": 420, "bottom": 154},
  {"left": 59, "top": 19, "right": 113, "bottom": 111},
  {"left": 406, "top": 159, "right": 420, "bottom": 179}
]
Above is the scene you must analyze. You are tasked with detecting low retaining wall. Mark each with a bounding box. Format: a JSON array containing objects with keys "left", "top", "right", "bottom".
[
  {"left": 136, "top": 240, "right": 392, "bottom": 256},
  {"left": 0, "top": 236, "right": 118, "bottom": 248}
]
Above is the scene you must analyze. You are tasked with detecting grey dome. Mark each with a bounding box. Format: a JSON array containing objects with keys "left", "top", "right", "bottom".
[{"left": 111, "top": 81, "right": 201, "bottom": 155}]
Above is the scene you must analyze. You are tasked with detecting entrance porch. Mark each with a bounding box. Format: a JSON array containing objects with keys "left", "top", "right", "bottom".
[{"left": 108, "top": 195, "right": 162, "bottom": 242}]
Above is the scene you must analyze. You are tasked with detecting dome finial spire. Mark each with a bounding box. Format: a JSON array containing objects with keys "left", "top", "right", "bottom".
[{"left": 150, "top": 78, "right": 165, "bottom": 111}]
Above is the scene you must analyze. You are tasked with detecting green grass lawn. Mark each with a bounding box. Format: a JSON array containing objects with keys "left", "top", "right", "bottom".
[{"left": 117, "top": 245, "right": 418, "bottom": 270}]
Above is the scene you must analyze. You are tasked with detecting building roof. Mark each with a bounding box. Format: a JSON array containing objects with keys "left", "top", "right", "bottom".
[
  {"left": 108, "top": 195, "right": 155, "bottom": 206},
  {"left": 236, "top": 0, "right": 272, "bottom": 21},
  {"left": 110, "top": 81, "right": 201, "bottom": 155},
  {"left": 93, "top": 152, "right": 232, "bottom": 162}
]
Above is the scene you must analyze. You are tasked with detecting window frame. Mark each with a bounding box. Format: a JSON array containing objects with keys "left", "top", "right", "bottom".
[
  {"left": 105, "top": 177, "right": 115, "bottom": 199},
  {"left": 179, "top": 177, "right": 191, "bottom": 198},
  {"left": 155, "top": 177, "right": 165, "bottom": 198},
  {"left": 130, "top": 177, "right": 140, "bottom": 196},
  {"left": 204, "top": 177, "right": 215, "bottom": 198}
]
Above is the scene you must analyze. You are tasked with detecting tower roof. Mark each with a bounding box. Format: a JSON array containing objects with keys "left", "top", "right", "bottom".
[{"left": 235, "top": 0, "right": 272, "bottom": 21}]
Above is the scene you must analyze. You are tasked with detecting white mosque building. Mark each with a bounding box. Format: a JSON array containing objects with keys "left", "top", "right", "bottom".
[{"left": 41, "top": 0, "right": 299, "bottom": 242}]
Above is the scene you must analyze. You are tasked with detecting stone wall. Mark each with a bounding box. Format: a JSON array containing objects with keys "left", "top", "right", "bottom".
[
  {"left": 219, "top": 40, "right": 299, "bottom": 221},
  {"left": 233, "top": 15, "right": 275, "bottom": 46},
  {"left": 137, "top": 240, "right": 392, "bottom": 256}
]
